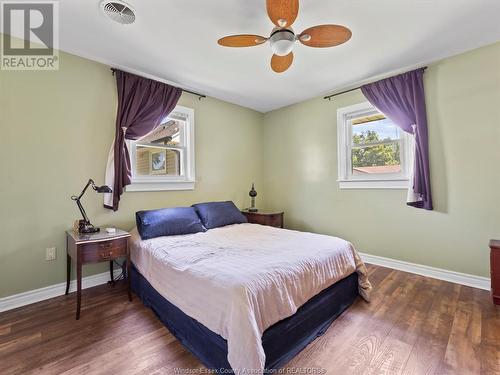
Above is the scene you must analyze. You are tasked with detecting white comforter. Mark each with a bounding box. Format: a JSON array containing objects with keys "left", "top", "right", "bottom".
[{"left": 130, "top": 223, "right": 371, "bottom": 373}]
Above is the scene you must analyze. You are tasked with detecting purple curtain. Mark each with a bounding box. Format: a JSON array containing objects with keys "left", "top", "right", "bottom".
[
  {"left": 104, "top": 70, "right": 182, "bottom": 211},
  {"left": 361, "top": 68, "right": 432, "bottom": 210}
]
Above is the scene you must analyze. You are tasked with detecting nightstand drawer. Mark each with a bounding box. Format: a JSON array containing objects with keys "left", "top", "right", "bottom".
[{"left": 81, "top": 238, "right": 127, "bottom": 263}]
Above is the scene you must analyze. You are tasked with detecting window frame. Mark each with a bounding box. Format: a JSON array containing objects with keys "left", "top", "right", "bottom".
[
  {"left": 126, "top": 105, "right": 196, "bottom": 192},
  {"left": 337, "top": 102, "right": 412, "bottom": 190}
]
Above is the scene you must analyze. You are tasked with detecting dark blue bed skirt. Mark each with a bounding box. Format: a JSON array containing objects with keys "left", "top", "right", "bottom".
[{"left": 131, "top": 264, "right": 359, "bottom": 372}]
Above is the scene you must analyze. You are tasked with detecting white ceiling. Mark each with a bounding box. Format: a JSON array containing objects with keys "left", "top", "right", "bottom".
[{"left": 39, "top": 1, "right": 500, "bottom": 111}]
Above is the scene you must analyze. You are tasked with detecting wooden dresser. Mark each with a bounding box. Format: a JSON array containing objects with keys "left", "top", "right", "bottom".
[
  {"left": 242, "top": 210, "right": 284, "bottom": 228},
  {"left": 490, "top": 240, "right": 500, "bottom": 305}
]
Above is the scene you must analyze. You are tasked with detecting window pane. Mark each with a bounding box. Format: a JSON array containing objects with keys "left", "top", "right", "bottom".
[
  {"left": 351, "top": 143, "right": 401, "bottom": 175},
  {"left": 135, "top": 146, "right": 181, "bottom": 176},
  {"left": 139, "top": 119, "right": 184, "bottom": 147},
  {"left": 352, "top": 117, "right": 400, "bottom": 146}
]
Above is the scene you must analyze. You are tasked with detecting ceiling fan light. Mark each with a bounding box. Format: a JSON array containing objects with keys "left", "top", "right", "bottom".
[{"left": 269, "top": 30, "right": 295, "bottom": 56}]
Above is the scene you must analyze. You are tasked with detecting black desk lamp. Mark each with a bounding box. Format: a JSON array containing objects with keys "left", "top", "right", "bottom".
[{"left": 71, "top": 179, "right": 112, "bottom": 234}]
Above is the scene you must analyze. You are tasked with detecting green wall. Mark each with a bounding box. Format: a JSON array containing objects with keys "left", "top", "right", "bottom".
[
  {"left": 1, "top": 41, "right": 498, "bottom": 299},
  {"left": 0, "top": 50, "right": 264, "bottom": 297},
  {"left": 261, "top": 42, "right": 500, "bottom": 278}
]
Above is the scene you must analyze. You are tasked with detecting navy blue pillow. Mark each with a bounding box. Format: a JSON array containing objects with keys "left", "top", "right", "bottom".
[
  {"left": 192, "top": 201, "right": 247, "bottom": 230},
  {"left": 136, "top": 207, "right": 206, "bottom": 240}
]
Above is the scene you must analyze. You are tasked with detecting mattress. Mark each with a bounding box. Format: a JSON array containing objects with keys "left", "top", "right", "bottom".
[{"left": 130, "top": 223, "right": 371, "bottom": 373}]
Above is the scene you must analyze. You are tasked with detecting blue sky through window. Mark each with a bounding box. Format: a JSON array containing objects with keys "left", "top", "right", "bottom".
[{"left": 352, "top": 118, "right": 399, "bottom": 141}]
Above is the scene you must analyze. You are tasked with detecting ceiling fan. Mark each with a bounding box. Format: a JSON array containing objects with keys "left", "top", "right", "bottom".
[{"left": 217, "top": 0, "right": 352, "bottom": 73}]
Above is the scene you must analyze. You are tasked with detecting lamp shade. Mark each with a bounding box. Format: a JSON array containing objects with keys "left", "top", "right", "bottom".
[{"left": 95, "top": 185, "right": 112, "bottom": 193}]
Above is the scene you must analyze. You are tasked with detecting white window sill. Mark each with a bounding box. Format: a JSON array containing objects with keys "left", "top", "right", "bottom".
[
  {"left": 126, "top": 181, "right": 195, "bottom": 192},
  {"left": 338, "top": 179, "right": 409, "bottom": 190}
]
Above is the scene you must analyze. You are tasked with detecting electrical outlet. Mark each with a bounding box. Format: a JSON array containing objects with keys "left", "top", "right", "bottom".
[{"left": 46, "top": 247, "right": 57, "bottom": 261}]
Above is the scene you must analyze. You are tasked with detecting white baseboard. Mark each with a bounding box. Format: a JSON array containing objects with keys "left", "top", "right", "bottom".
[
  {"left": 360, "top": 252, "right": 490, "bottom": 291},
  {"left": 0, "top": 269, "right": 123, "bottom": 313}
]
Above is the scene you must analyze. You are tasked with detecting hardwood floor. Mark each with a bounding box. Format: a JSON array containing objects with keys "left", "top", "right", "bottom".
[{"left": 0, "top": 265, "right": 498, "bottom": 375}]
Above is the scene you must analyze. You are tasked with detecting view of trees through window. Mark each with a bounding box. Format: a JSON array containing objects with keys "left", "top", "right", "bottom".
[{"left": 351, "top": 116, "right": 401, "bottom": 175}]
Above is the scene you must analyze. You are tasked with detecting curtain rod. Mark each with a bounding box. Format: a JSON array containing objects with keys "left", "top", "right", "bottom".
[
  {"left": 323, "top": 66, "right": 427, "bottom": 101},
  {"left": 110, "top": 68, "right": 206, "bottom": 100}
]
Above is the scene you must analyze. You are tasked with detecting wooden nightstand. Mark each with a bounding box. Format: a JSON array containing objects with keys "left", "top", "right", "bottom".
[
  {"left": 66, "top": 229, "right": 132, "bottom": 319},
  {"left": 242, "top": 210, "right": 284, "bottom": 228},
  {"left": 490, "top": 240, "right": 500, "bottom": 305}
]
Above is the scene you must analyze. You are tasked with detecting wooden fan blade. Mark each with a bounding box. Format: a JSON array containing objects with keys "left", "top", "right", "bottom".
[
  {"left": 266, "top": 0, "right": 299, "bottom": 28},
  {"left": 299, "top": 25, "right": 352, "bottom": 48},
  {"left": 271, "top": 52, "right": 294, "bottom": 73},
  {"left": 218, "top": 34, "right": 268, "bottom": 47}
]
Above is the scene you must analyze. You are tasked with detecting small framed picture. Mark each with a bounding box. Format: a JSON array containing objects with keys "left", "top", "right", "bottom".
[{"left": 150, "top": 150, "right": 167, "bottom": 175}]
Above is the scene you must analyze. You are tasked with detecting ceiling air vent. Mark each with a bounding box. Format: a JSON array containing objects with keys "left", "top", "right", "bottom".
[{"left": 101, "top": 1, "right": 136, "bottom": 25}]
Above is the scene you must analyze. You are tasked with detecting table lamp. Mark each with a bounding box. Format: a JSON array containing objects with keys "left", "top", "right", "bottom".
[
  {"left": 71, "top": 179, "right": 112, "bottom": 233},
  {"left": 248, "top": 183, "right": 258, "bottom": 212}
]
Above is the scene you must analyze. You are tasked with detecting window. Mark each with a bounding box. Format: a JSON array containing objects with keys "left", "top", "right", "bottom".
[
  {"left": 337, "top": 102, "right": 412, "bottom": 189},
  {"left": 127, "top": 105, "right": 195, "bottom": 191}
]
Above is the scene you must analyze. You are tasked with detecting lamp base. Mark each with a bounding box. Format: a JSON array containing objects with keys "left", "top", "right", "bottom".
[
  {"left": 80, "top": 227, "right": 100, "bottom": 234},
  {"left": 78, "top": 220, "right": 100, "bottom": 234},
  {"left": 247, "top": 208, "right": 259, "bottom": 212}
]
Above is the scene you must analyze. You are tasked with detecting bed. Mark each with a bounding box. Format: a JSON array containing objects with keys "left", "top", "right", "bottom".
[{"left": 130, "top": 220, "right": 371, "bottom": 373}]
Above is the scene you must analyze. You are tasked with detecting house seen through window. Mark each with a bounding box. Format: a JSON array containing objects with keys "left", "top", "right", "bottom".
[
  {"left": 135, "top": 120, "right": 182, "bottom": 177},
  {"left": 127, "top": 105, "right": 195, "bottom": 191}
]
